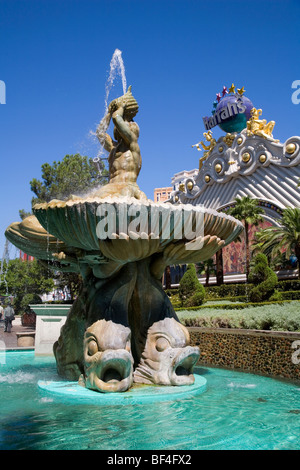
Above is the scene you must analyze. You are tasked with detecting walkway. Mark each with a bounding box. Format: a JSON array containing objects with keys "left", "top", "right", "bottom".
[{"left": 0, "top": 317, "right": 35, "bottom": 349}]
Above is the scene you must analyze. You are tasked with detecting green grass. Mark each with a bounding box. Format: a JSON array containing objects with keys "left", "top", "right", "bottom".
[{"left": 176, "top": 300, "right": 300, "bottom": 332}]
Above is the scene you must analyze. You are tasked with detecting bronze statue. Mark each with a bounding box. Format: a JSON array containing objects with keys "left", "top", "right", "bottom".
[{"left": 94, "top": 86, "right": 147, "bottom": 200}]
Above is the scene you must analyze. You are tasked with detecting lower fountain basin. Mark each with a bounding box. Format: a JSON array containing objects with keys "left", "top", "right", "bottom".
[
  {"left": 38, "top": 375, "right": 207, "bottom": 405},
  {"left": 1, "top": 352, "right": 299, "bottom": 450}
]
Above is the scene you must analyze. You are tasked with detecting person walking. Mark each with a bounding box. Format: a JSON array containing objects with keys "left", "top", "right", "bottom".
[
  {"left": 4, "top": 303, "right": 15, "bottom": 333},
  {"left": 0, "top": 303, "right": 3, "bottom": 321}
]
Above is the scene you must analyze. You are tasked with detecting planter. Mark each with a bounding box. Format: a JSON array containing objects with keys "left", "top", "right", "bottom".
[{"left": 22, "top": 312, "right": 36, "bottom": 327}]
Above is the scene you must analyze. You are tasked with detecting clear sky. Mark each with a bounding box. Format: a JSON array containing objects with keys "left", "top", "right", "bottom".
[{"left": 0, "top": 0, "right": 300, "bottom": 256}]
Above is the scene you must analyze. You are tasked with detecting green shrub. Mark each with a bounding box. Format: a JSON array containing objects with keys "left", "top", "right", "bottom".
[
  {"left": 248, "top": 254, "right": 278, "bottom": 302},
  {"left": 249, "top": 253, "right": 269, "bottom": 284},
  {"left": 269, "top": 290, "right": 283, "bottom": 302},
  {"left": 179, "top": 264, "right": 205, "bottom": 306},
  {"left": 186, "top": 290, "right": 206, "bottom": 307}
]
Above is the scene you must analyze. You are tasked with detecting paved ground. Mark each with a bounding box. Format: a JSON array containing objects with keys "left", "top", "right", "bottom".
[{"left": 0, "top": 317, "right": 35, "bottom": 349}]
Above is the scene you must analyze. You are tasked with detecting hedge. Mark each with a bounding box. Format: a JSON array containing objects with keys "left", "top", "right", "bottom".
[
  {"left": 278, "top": 290, "right": 300, "bottom": 300},
  {"left": 204, "top": 283, "right": 253, "bottom": 298},
  {"left": 167, "top": 280, "right": 300, "bottom": 296},
  {"left": 175, "top": 299, "right": 300, "bottom": 312},
  {"left": 200, "top": 290, "right": 300, "bottom": 304},
  {"left": 276, "top": 279, "right": 300, "bottom": 291}
]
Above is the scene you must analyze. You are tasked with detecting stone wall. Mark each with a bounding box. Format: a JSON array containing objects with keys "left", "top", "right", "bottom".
[{"left": 188, "top": 327, "right": 300, "bottom": 382}]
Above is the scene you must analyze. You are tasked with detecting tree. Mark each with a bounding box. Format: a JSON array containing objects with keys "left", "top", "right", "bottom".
[
  {"left": 164, "top": 265, "right": 172, "bottom": 289},
  {"left": 254, "top": 207, "right": 300, "bottom": 279},
  {"left": 227, "top": 196, "right": 264, "bottom": 282},
  {"left": 196, "top": 259, "right": 216, "bottom": 287},
  {"left": 0, "top": 258, "right": 54, "bottom": 314},
  {"left": 19, "top": 209, "right": 32, "bottom": 220},
  {"left": 29, "top": 153, "right": 108, "bottom": 206},
  {"left": 18, "top": 154, "right": 109, "bottom": 302},
  {"left": 215, "top": 249, "right": 224, "bottom": 285}
]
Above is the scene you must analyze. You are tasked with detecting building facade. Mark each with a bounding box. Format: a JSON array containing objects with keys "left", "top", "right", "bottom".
[
  {"left": 153, "top": 186, "right": 173, "bottom": 203},
  {"left": 166, "top": 128, "right": 300, "bottom": 278}
]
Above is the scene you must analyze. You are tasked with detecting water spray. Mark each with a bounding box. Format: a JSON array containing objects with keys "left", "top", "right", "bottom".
[{"left": 93, "top": 48, "right": 127, "bottom": 177}]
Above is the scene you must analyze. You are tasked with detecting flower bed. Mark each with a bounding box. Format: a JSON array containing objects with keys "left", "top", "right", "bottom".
[{"left": 177, "top": 300, "right": 300, "bottom": 331}]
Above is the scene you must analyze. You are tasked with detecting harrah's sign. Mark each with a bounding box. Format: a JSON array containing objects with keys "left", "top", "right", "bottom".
[{"left": 202, "top": 96, "right": 246, "bottom": 131}]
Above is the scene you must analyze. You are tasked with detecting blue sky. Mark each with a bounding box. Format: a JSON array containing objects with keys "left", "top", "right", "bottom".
[{"left": 0, "top": 0, "right": 300, "bottom": 256}]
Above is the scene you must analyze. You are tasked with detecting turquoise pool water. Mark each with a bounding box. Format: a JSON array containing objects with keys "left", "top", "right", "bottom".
[{"left": 0, "top": 351, "right": 299, "bottom": 450}]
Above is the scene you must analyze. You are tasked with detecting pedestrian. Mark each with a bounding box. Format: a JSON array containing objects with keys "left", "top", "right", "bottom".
[
  {"left": 0, "top": 303, "right": 3, "bottom": 321},
  {"left": 4, "top": 303, "right": 15, "bottom": 333}
]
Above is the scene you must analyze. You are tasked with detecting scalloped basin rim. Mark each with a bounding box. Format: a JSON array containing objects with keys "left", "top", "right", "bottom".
[
  {"left": 33, "top": 195, "right": 244, "bottom": 227},
  {"left": 31, "top": 196, "right": 244, "bottom": 254}
]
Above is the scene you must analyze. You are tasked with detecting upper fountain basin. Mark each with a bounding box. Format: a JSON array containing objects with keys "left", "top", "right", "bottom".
[
  {"left": 5, "top": 196, "right": 244, "bottom": 269},
  {"left": 29, "top": 196, "right": 244, "bottom": 264}
]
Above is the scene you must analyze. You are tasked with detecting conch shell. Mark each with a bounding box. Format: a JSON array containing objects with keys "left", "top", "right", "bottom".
[{"left": 109, "top": 86, "right": 139, "bottom": 120}]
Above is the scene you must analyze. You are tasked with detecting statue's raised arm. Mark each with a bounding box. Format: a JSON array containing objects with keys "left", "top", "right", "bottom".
[
  {"left": 112, "top": 105, "right": 135, "bottom": 145},
  {"left": 96, "top": 111, "right": 114, "bottom": 153}
]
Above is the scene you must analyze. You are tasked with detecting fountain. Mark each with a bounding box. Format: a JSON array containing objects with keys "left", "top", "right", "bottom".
[
  {"left": 5, "top": 67, "right": 243, "bottom": 397},
  {"left": 2, "top": 61, "right": 300, "bottom": 450}
]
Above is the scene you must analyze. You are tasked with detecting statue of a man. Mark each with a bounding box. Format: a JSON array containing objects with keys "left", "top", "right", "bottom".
[{"left": 94, "top": 86, "right": 147, "bottom": 200}]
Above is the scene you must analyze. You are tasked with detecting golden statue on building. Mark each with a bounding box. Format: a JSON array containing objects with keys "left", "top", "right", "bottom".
[
  {"left": 246, "top": 108, "right": 279, "bottom": 143},
  {"left": 192, "top": 130, "right": 217, "bottom": 169}
]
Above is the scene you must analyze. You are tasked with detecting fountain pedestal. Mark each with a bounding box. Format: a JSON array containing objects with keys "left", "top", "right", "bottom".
[
  {"left": 38, "top": 373, "right": 207, "bottom": 405},
  {"left": 30, "top": 304, "right": 71, "bottom": 355}
]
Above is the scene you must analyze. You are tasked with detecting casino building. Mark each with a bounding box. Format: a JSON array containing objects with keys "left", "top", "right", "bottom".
[{"left": 165, "top": 84, "right": 300, "bottom": 281}]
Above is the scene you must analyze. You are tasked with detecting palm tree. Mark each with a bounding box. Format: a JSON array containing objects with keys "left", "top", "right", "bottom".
[
  {"left": 215, "top": 248, "right": 224, "bottom": 285},
  {"left": 164, "top": 265, "right": 172, "bottom": 289},
  {"left": 254, "top": 207, "right": 300, "bottom": 279},
  {"left": 196, "top": 259, "right": 216, "bottom": 286},
  {"left": 227, "top": 196, "right": 264, "bottom": 282}
]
